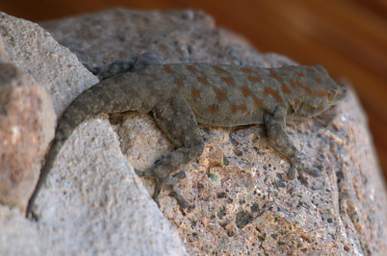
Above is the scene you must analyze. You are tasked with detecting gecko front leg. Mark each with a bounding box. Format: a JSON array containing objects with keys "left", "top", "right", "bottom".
[
  {"left": 264, "top": 106, "right": 320, "bottom": 181},
  {"left": 137, "top": 96, "right": 204, "bottom": 208}
]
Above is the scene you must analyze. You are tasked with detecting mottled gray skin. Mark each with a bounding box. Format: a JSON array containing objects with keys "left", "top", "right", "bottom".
[{"left": 28, "top": 63, "right": 345, "bottom": 215}]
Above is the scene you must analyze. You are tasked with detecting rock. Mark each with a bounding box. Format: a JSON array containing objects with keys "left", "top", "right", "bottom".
[
  {"left": 117, "top": 88, "right": 387, "bottom": 255},
  {"left": 1, "top": 118, "right": 187, "bottom": 255},
  {"left": 0, "top": 8, "right": 97, "bottom": 213},
  {"left": 0, "top": 37, "right": 9, "bottom": 62},
  {"left": 33, "top": 119, "right": 187, "bottom": 256},
  {"left": 0, "top": 11, "right": 187, "bottom": 256},
  {"left": 0, "top": 11, "right": 98, "bottom": 115},
  {"left": 0, "top": 205, "right": 44, "bottom": 256},
  {"left": 0, "top": 63, "right": 55, "bottom": 213},
  {"left": 41, "top": 8, "right": 293, "bottom": 79},
  {"left": 0, "top": 8, "right": 385, "bottom": 256},
  {"left": 42, "top": 8, "right": 386, "bottom": 255}
]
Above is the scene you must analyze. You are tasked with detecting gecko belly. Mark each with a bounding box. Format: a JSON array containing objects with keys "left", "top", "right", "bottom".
[{"left": 192, "top": 106, "right": 265, "bottom": 127}]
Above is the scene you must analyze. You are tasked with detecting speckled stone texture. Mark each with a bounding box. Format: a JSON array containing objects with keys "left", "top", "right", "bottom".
[
  {"left": 0, "top": 205, "right": 44, "bottom": 256},
  {"left": 40, "top": 8, "right": 387, "bottom": 255},
  {"left": 0, "top": 8, "right": 385, "bottom": 256},
  {"left": 41, "top": 9, "right": 293, "bottom": 75},
  {"left": 33, "top": 119, "right": 187, "bottom": 256},
  {"left": 0, "top": 11, "right": 98, "bottom": 115},
  {"left": 0, "top": 63, "right": 55, "bottom": 213},
  {"left": 0, "top": 11, "right": 187, "bottom": 255}
]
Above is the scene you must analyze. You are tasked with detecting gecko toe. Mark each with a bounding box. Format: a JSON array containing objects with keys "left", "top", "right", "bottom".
[
  {"left": 151, "top": 179, "right": 163, "bottom": 206},
  {"left": 134, "top": 168, "right": 154, "bottom": 177},
  {"left": 134, "top": 168, "right": 145, "bottom": 176},
  {"left": 304, "top": 166, "right": 321, "bottom": 177},
  {"left": 290, "top": 155, "right": 322, "bottom": 180},
  {"left": 166, "top": 172, "right": 192, "bottom": 208},
  {"left": 287, "top": 165, "right": 297, "bottom": 180},
  {"left": 288, "top": 157, "right": 304, "bottom": 180},
  {"left": 172, "top": 170, "right": 186, "bottom": 180},
  {"left": 170, "top": 189, "right": 193, "bottom": 210},
  {"left": 145, "top": 170, "right": 192, "bottom": 209}
]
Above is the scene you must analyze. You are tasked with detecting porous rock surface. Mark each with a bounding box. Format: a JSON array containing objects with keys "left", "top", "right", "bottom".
[{"left": 0, "top": 8, "right": 385, "bottom": 256}]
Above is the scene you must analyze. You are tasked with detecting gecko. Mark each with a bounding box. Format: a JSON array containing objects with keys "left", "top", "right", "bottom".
[{"left": 27, "top": 60, "right": 346, "bottom": 216}]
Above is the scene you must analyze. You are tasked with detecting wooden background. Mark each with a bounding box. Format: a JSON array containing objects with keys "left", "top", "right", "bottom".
[{"left": 1, "top": 0, "right": 386, "bottom": 179}]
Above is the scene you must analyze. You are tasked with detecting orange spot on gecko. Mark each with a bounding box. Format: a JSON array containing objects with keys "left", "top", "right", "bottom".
[
  {"left": 247, "top": 75, "right": 262, "bottom": 83},
  {"left": 264, "top": 87, "right": 283, "bottom": 103},
  {"left": 281, "top": 84, "right": 291, "bottom": 95},
  {"left": 298, "top": 82, "right": 328, "bottom": 97},
  {"left": 241, "top": 84, "right": 252, "bottom": 97},
  {"left": 163, "top": 65, "right": 174, "bottom": 74},
  {"left": 212, "top": 66, "right": 229, "bottom": 75},
  {"left": 296, "top": 71, "right": 305, "bottom": 78},
  {"left": 191, "top": 88, "right": 201, "bottom": 99},
  {"left": 315, "top": 76, "right": 322, "bottom": 84},
  {"left": 270, "top": 69, "right": 282, "bottom": 82},
  {"left": 186, "top": 64, "right": 200, "bottom": 74},
  {"left": 213, "top": 87, "right": 227, "bottom": 102},
  {"left": 222, "top": 76, "right": 235, "bottom": 87},
  {"left": 313, "top": 89, "right": 329, "bottom": 97},
  {"left": 291, "top": 79, "right": 321, "bottom": 96},
  {"left": 240, "top": 66, "right": 254, "bottom": 74},
  {"left": 207, "top": 104, "right": 219, "bottom": 113},
  {"left": 299, "top": 82, "right": 313, "bottom": 94},
  {"left": 290, "top": 79, "right": 302, "bottom": 89},
  {"left": 239, "top": 104, "right": 248, "bottom": 113},
  {"left": 197, "top": 75, "right": 210, "bottom": 85},
  {"left": 252, "top": 95, "right": 264, "bottom": 108},
  {"left": 230, "top": 104, "right": 239, "bottom": 114},
  {"left": 175, "top": 78, "right": 184, "bottom": 88},
  {"left": 158, "top": 43, "right": 168, "bottom": 53},
  {"left": 230, "top": 103, "right": 248, "bottom": 114}
]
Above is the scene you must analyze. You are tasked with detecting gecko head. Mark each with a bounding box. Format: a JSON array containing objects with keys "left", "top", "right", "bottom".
[{"left": 289, "top": 65, "right": 347, "bottom": 118}]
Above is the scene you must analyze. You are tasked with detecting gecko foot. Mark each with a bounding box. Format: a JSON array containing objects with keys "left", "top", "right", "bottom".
[
  {"left": 303, "top": 165, "right": 321, "bottom": 177},
  {"left": 288, "top": 157, "right": 321, "bottom": 182},
  {"left": 134, "top": 168, "right": 152, "bottom": 177},
  {"left": 160, "top": 171, "right": 192, "bottom": 209},
  {"left": 154, "top": 174, "right": 193, "bottom": 209},
  {"left": 167, "top": 171, "right": 193, "bottom": 209},
  {"left": 136, "top": 168, "right": 192, "bottom": 209}
]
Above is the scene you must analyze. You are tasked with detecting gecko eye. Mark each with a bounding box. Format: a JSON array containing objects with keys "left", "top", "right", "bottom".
[
  {"left": 336, "top": 86, "right": 347, "bottom": 100},
  {"left": 327, "top": 89, "right": 342, "bottom": 104}
]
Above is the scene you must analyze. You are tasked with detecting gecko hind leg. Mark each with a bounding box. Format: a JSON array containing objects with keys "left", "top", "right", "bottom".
[
  {"left": 264, "top": 107, "right": 321, "bottom": 182},
  {"left": 138, "top": 96, "right": 204, "bottom": 208}
]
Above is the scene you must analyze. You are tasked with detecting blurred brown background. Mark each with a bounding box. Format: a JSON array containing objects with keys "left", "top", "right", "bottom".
[{"left": 1, "top": 0, "right": 386, "bottom": 178}]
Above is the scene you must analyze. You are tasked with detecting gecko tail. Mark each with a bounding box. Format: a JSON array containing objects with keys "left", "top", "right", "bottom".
[
  {"left": 26, "top": 137, "right": 64, "bottom": 219},
  {"left": 26, "top": 107, "right": 92, "bottom": 219}
]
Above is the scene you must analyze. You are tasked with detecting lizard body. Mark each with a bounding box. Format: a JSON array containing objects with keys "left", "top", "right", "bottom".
[{"left": 28, "top": 62, "right": 345, "bottom": 214}]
